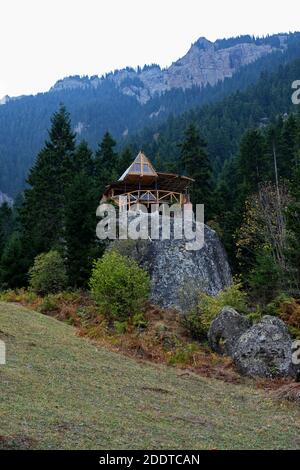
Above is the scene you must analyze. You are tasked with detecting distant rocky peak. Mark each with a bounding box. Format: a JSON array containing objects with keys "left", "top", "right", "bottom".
[
  {"left": 50, "top": 33, "right": 290, "bottom": 103},
  {"left": 193, "top": 37, "right": 213, "bottom": 50}
]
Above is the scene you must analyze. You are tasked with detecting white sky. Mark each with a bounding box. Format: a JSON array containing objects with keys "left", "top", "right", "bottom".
[{"left": 0, "top": 0, "right": 299, "bottom": 98}]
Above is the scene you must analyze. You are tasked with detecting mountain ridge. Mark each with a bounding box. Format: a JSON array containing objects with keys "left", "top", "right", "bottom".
[
  {"left": 130, "top": 56, "right": 300, "bottom": 174},
  {"left": 50, "top": 33, "right": 291, "bottom": 103}
]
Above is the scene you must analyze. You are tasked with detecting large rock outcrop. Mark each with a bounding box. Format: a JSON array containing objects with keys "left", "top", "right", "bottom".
[
  {"left": 233, "top": 316, "right": 293, "bottom": 378},
  {"left": 146, "top": 225, "right": 231, "bottom": 310},
  {"left": 110, "top": 219, "right": 232, "bottom": 311},
  {"left": 208, "top": 307, "right": 250, "bottom": 356}
]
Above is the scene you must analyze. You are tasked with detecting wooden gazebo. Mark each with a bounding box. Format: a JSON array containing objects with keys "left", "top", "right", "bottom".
[{"left": 101, "top": 151, "right": 194, "bottom": 208}]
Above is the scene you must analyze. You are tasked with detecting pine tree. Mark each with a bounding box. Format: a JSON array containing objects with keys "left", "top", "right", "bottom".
[
  {"left": 278, "top": 115, "right": 298, "bottom": 178},
  {"left": 178, "top": 124, "right": 213, "bottom": 218},
  {"left": 117, "top": 147, "right": 133, "bottom": 176},
  {"left": 213, "top": 158, "right": 241, "bottom": 266},
  {"left": 64, "top": 141, "right": 102, "bottom": 287},
  {"left": 0, "top": 225, "right": 5, "bottom": 259},
  {"left": 286, "top": 161, "right": 300, "bottom": 291},
  {"left": 0, "top": 203, "right": 13, "bottom": 255},
  {"left": 94, "top": 132, "right": 118, "bottom": 193},
  {"left": 20, "top": 105, "right": 76, "bottom": 265},
  {"left": 236, "top": 129, "right": 267, "bottom": 195},
  {"left": 0, "top": 233, "right": 27, "bottom": 289},
  {"left": 73, "top": 140, "right": 94, "bottom": 176}
]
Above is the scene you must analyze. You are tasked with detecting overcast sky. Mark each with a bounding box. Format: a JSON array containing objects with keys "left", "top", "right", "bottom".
[{"left": 0, "top": 0, "right": 299, "bottom": 98}]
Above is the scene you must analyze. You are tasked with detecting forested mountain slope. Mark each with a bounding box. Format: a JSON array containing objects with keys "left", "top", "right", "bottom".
[
  {"left": 1, "top": 32, "right": 300, "bottom": 196},
  {"left": 132, "top": 58, "right": 300, "bottom": 173}
]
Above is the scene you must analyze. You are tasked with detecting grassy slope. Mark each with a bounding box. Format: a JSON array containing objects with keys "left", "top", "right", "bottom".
[{"left": 0, "top": 301, "right": 300, "bottom": 450}]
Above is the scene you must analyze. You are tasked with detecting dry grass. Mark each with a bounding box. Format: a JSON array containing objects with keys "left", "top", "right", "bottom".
[
  {"left": 272, "top": 383, "right": 300, "bottom": 403},
  {"left": 1, "top": 301, "right": 300, "bottom": 449},
  {"left": 0, "top": 290, "right": 241, "bottom": 383},
  {"left": 279, "top": 298, "right": 300, "bottom": 331},
  {"left": 81, "top": 303, "right": 242, "bottom": 384}
]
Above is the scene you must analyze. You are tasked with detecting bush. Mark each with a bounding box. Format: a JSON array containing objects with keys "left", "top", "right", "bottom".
[
  {"left": 29, "top": 251, "right": 68, "bottom": 295},
  {"left": 38, "top": 294, "right": 59, "bottom": 314},
  {"left": 89, "top": 251, "right": 150, "bottom": 321},
  {"left": 183, "top": 281, "right": 248, "bottom": 340},
  {"left": 168, "top": 342, "right": 199, "bottom": 366},
  {"left": 114, "top": 320, "right": 128, "bottom": 335},
  {"left": 263, "top": 293, "right": 291, "bottom": 317},
  {"left": 264, "top": 294, "right": 300, "bottom": 338},
  {"left": 0, "top": 288, "right": 37, "bottom": 304}
]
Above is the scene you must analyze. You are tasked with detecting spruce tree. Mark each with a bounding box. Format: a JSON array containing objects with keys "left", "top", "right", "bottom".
[
  {"left": 73, "top": 140, "right": 94, "bottom": 176},
  {"left": 278, "top": 115, "right": 298, "bottom": 178},
  {"left": 213, "top": 158, "right": 241, "bottom": 267},
  {"left": 0, "top": 233, "right": 27, "bottom": 289},
  {"left": 236, "top": 129, "right": 267, "bottom": 195},
  {"left": 64, "top": 141, "right": 101, "bottom": 287},
  {"left": 178, "top": 124, "right": 213, "bottom": 218},
  {"left": 20, "top": 104, "right": 76, "bottom": 265},
  {"left": 286, "top": 161, "right": 300, "bottom": 291},
  {"left": 117, "top": 147, "right": 133, "bottom": 176},
  {"left": 0, "top": 203, "right": 13, "bottom": 255},
  {"left": 94, "top": 132, "right": 118, "bottom": 193}
]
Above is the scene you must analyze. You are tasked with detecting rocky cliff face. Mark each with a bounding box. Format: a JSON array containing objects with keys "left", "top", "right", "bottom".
[
  {"left": 51, "top": 35, "right": 287, "bottom": 103},
  {"left": 166, "top": 38, "right": 276, "bottom": 90}
]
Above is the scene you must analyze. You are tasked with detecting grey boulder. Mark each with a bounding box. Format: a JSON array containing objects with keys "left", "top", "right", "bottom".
[
  {"left": 145, "top": 224, "right": 232, "bottom": 311},
  {"left": 111, "top": 216, "right": 232, "bottom": 312},
  {"left": 208, "top": 306, "right": 250, "bottom": 356},
  {"left": 233, "top": 316, "right": 293, "bottom": 378}
]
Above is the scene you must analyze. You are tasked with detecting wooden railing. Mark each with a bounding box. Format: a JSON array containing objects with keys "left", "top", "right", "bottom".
[{"left": 111, "top": 189, "right": 186, "bottom": 207}]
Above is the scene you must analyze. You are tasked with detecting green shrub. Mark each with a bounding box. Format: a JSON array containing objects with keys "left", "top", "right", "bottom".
[
  {"left": 131, "top": 312, "right": 148, "bottom": 329},
  {"left": 246, "top": 307, "right": 263, "bottom": 324},
  {"left": 248, "top": 248, "right": 281, "bottom": 303},
  {"left": 168, "top": 342, "right": 199, "bottom": 366},
  {"left": 89, "top": 251, "right": 150, "bottom": 321},
  {"left": 76, "top": 306, "right": 96, "bottom": 325},
  {"left": 114, "top": 320, "right": 128, "bottom": 335},
  {"left": 288, "top": 325, "right": 300, "bottom": 340},
  {"left": 38, "top": 294, "right": 59, "bottom": 314},
  {"left": 183, "top": 281, "right": 248, "bottom": 340},
  {"left": 263, "top": 293, "right": 291, "bottom": 317},
  {"left": 182, "top": 310, "right": 206, "bottom": 341},
  {"left": 29, "top": 251, "right": 68, "bottom": 295},
  {"left": 0, "top": 288, "right": 38, "bottom": 304},
  {"left": 263, "top": 294, "right": 300, "bottom": 338}
]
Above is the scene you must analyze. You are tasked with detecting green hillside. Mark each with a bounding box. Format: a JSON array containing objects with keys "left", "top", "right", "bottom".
[{"left": 0, "top": 302, "right": 299, "bottom": 450}]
